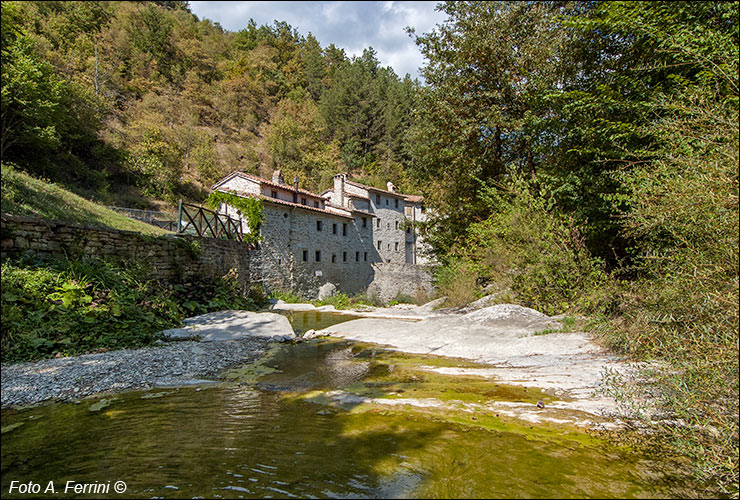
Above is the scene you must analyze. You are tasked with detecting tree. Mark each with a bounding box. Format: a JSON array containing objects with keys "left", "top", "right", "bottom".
[
  {"left": 408, "top": 1, "right": 570, "bottom": 255},
  {"left": 1, "top": 3, "right": 65, "bottom": 159}
]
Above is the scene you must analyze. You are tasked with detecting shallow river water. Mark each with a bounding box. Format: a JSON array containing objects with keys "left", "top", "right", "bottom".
[{"left": 0, "top": 312, "right": 720, "bottom": 498}]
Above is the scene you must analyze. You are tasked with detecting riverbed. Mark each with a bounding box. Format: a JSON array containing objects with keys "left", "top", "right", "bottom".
[{"left": 1, "top": 311, "right": 721, "bottom": 498}]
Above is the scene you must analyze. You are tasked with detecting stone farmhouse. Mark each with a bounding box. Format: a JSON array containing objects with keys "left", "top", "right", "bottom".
[{"left": 210, "top": 170, "right": 431, "bottom": 298}]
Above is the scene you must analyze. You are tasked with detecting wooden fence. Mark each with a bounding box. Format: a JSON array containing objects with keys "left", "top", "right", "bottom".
[{"left": 177, "top": 201, "right": 244, "bottom": 242}]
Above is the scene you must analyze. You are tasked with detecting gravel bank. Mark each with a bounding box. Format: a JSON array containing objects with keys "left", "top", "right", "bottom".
[{"left": 1, "top": 338, "right": 269, "bottom": 408}]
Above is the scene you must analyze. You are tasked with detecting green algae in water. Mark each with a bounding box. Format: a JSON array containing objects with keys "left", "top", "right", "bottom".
[
  {"left": 1, "top": 422, "right": 24, "bottom": 434},
  {"left": 1, "top": 336, "right": 725, "bottom": 498},
  {"left": 87, "top": 398, "right": 119, "bottom": 412}
]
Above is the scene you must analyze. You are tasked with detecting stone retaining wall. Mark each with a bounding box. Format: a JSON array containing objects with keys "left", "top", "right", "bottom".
[
  {"left": 366, "top": 262, "right": 435, "bottom": 303},
  {"left": 0, "top": 214, "right": 435, "bottom": 301},
  {"left": 0, "top": 214, "right": 256, "bottom": 288}
]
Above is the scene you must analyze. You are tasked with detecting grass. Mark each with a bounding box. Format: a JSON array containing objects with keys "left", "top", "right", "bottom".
[{"left": 1, "top": 164, "right": 171, "bottom": 236}]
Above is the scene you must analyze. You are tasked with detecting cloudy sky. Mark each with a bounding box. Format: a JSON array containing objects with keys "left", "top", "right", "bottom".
[{"left": 188, "top": 1, "right": 448, "bottom": 80}]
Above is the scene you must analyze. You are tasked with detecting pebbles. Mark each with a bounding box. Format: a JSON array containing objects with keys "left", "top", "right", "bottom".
[{"left": 1, "top": 338, "right": 269, "bottom": 408}]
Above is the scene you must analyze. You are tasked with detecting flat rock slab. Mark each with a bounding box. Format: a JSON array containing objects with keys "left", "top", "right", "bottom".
[
  {"left": 163, "top": 310, "right": 296, "bottom": 342},
  {"left": 320, "top": 304, "right": 629, "bottom": 407}
]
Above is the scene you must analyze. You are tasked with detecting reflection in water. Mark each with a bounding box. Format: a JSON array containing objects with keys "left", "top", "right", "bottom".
[
  {"left": 278, "top": 310, "right": 356, "bottom": 335},
  {"left": 1, "top": 315, "right": 719, "bottom": 499}
]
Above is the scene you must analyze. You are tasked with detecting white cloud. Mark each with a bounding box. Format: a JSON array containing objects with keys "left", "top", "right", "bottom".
[{"left": 188, "top": 1, "right": 447, "bottom": 80}]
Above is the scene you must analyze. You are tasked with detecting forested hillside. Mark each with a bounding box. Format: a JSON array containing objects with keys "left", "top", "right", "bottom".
[{"left": 2, "top": 0, "right": 418, "bottom": 209}]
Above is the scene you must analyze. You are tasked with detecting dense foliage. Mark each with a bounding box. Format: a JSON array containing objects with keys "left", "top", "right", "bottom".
[
  {"left": 205, "top": 190, "right": 264, "bottom": 244},
  {"left": 1, "top": 255, "right": 265, "bottom": 362},
  {"left": 417, "top": 1, "right": 738, "bottom": 493},
  {"left": 1, "top": 1, "right": 419, "bottom": 207}
]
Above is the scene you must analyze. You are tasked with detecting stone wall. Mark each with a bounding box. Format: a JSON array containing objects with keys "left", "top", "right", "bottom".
[
  {"left": 253, "top": 203, "right": 379, "bottom": 297},
  {"left": 1, "top": 214, "right": 256, "bottom": 288},
  {"left": 366, "top": 263, "right": 436, "bottom": 303},
  {"left": 1, "top": 213, "right": 436, "bottom": 302},
  {"left": 370, "top": 191, "right": 408, "bottom": 264}
]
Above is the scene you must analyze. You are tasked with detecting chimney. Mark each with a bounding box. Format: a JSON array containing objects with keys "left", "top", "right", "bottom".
[
  {"left": 387, "top": 181, "right": 395, "bottom": 193},
  {"left": 293, "top": 176, "right": 299, "bottom": 203},
  {"left": 272, "top": 169, "right": 285, "bottom": 185},
  {"left": 333, "top": 173, "right": 346, "bottom": 207}
]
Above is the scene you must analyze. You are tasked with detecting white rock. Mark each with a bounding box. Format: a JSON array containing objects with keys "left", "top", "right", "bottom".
[
  {"left": 317, "top": 282, "right": 337, "bottom": 300},
  {"left": 163, "top": 310, "right": 296, "bottom": 342}
]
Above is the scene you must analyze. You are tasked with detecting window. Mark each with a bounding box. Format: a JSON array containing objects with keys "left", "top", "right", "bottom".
[
  {"left": 395, "top": 199, "right": 399, "bottom": 208},
  {"left": 316, "top": 220, "right": 323, "bottom": 231},
  {"left": 387, "top": 223, "right": 390, "bottom": 229},
  {"left": 385, "top": 199, "right": 389, "bottom": 206},
  {"left": 271, "top": 190, "right": 278, "bottom": 198},
  {"left": 356, "top": 251, "right": 360, "bottom": 262},
  {"left": 377, "top": 240, "right": 382, "bottom": 250},
  {"left": 395, "top": 221, "right": 399, "bottom": 230},
  {"left": 364, "top": 252, "right": 367, "bottom": 261},
  {"left": 387, "top": 243, "right": 390, "bottom": 250},
  {"left": 376, "top": 194, "right": 381, "bottom": 204},
  {"left": 376, "top": 218, "right": 380, "bottom": 228},
  {"left": 314, "top": 201, "right": 319, "bottom": 208},
  {"left": 362, "top": 217, "right": 367, "bottom": 228},
  {"left": 343, "top": 223, "right": 347, "bottom": 236},
  {"left": 302, "top": 250, "right": 308, "bottom": 262},
  {"left": 332, "top": 223, "right": 337, "bottom": 235},
  {"left": 395, "top": 242, "right": 399, "bottom": 251},
  {"left": 301, "top": 197, "right": 307, "bottom": 205},
  {"left": 315, "top": 250, "right": 321, "bottom": 262},
  {"left": 331, "top": 254, "right": 336, "bottom": 263},
  {"left": 406, "top": 227, "right": 411, "bottom": 234},
  {"left": 343, "top": 251, "right": 347, "bottom": 262}
]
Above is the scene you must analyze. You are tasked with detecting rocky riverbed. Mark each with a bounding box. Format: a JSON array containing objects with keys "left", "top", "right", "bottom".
[
  {"left": 0, "top": 310, "right": 299, "bottom": 408},
  {"left": 2, "top": 300, "right": 631, "bottom": 424}
]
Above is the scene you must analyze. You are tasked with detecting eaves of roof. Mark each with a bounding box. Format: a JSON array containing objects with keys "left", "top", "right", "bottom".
[
  {"left": 216, "top": 187, "right": 354, "bottom": 219},
  {"left": 213, "top": 171, "right": 325, "bottom": 199},
  {"left": 345, "top": 179, "right": 407, "bottom": 198}
]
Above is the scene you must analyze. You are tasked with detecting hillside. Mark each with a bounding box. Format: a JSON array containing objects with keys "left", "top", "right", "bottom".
[
  {"left": 1, "top": 165, "right": 170, "bottom": 235},
  {"left": 1, "top": 1, "right": 418, "bottom": 211}
]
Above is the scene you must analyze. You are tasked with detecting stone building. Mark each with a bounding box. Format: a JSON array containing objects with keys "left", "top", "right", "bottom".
[{"left": 210, "top": 170, "right": 430, "bottom": 297}]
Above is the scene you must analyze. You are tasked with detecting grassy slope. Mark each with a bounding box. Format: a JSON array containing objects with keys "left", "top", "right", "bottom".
[{"left": 1, "top": 165, "right": 171, "bottom": 236}]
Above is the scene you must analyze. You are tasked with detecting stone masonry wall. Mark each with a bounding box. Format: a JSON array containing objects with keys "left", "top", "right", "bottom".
[
  {"left": 366, "top": 263, "right": 436, "bottom": 303},
  {"left": 1, "top": 214, "right": 257, "bottom": 288},
  {"left": 1, "top": 211, "right": 435, "bottom": 303},
  {"left": 251, "top": 203, "right": 379, "bottom": 298}
]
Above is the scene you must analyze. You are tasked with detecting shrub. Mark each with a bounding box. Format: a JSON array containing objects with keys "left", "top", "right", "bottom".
[
  {"left": 434, "top": 259, "right": 481, "bottom": 308},
  {"left": 314, "top": 292, "right": 350, "bottom": 309},
  {"left": 1, "top": 255, "right": 260, "bottom": 362},
  {"left": 435, "top": 173, "right": 611, "bottom": 315}
]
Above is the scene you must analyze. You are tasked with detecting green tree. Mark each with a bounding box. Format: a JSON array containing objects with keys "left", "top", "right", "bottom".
[
  {"left": 409, "top": 1, "right": 570, "bottom": 255},
  {"left": 1, "top": 3, "right": 65, "bottom": 159}
]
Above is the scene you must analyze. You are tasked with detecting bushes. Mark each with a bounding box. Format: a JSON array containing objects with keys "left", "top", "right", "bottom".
[
  {"left": 598, "top": 89, "right": 739, "bottom": 494},
  {"left": 436, "top": 174, "right": 611, "bottom": 315},
  {"left": 1, "top": 255, "right": 262, "bottom": 362}
]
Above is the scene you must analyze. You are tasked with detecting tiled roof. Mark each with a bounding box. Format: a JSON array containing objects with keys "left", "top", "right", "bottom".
[
  {"left": 213, "top": 171, "right": 325, "bottom": 199},
  {"left": 344, "top": 179, "right": 407, "bottom": 198},
  {"left": 404, "top": 195, "right": 424, "bottom": 203},
  {"left": 346, "top": 193, "right": 370, "bottom": 200},
  {"left": 216, "top": 187, "right": 353, "bottom": 219}
]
